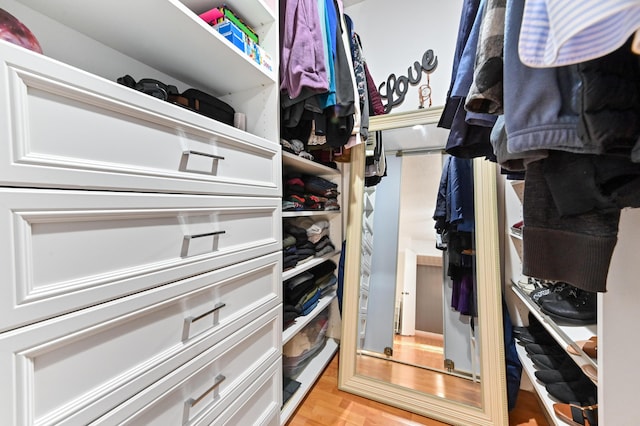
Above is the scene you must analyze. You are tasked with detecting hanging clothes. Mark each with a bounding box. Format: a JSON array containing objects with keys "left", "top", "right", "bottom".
[
  {"left": 440, "top": 0, "right": 496, "bottom": 159},
  {"left": 433, "top": 156, "right": 476, "bottom": 314},
  {"left": 518, "top": 0, "right": 640, "bottom": 68}
]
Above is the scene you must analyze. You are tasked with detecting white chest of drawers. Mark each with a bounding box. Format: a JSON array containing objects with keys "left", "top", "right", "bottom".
[{"left": 0, "top": 0, "right": 282, "bottom": 423}]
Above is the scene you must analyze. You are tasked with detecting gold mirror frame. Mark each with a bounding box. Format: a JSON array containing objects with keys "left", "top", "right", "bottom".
[{"left": 338, "top": 107, "right": 508, "bottom": 426}]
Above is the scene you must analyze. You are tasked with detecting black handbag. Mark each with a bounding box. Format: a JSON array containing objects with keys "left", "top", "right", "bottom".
[
  {"left": 116, "top": 74, "right": 178, "bottom": 100},
  {"left": 169, "top": 88, "right": 235, "bottom": 126},
  {"left": 117, "top": 75, "right": 235, "bottom": 126}
]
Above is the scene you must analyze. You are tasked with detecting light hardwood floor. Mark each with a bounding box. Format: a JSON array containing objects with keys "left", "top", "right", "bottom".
[{"left": 286, "top": 354, "right": 550, "bottom": 426}]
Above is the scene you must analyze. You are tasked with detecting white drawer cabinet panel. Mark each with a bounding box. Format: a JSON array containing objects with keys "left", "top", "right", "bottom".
[
  {"left": 0, "top": 254, "right": 281, "bottom": 426},
  {"left": 97, "top": 313, "right": 282, "bottom": 426},
  {"left": 205, "top": 361, "right": 281, "bottom": 426},
  {"left": 0, "top": 188, "right": 281, "bottom": 331},
  {"left": 0, "top": 42, "right": 281, "bottom": 196}
]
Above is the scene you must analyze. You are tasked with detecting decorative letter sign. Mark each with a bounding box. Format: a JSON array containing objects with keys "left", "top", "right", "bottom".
[{"left": 378, "top": 50, "right": 438, "bottom": 113}]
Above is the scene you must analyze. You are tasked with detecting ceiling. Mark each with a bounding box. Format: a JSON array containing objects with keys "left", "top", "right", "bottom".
[{"left": 342, "top": 0, "right": 367, "bottom": 7}]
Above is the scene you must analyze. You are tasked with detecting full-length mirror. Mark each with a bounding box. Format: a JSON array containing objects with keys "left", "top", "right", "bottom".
[{"left": 338, "top": 108, "right": 508, "bottom": 426}]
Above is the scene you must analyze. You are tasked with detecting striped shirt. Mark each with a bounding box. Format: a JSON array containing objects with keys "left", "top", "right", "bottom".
[{"left": 518, "top": 0, "right": 640, "bottom": 68}]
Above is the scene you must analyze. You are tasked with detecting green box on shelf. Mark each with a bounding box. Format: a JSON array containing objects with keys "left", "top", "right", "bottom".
[{"left": 220, "top": 6, "right": 259, "bottom": 44}]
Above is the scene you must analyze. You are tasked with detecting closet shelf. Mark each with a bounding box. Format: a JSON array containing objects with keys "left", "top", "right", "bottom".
[
  {"left": 280, "top": 338, "right": 338, "bottom": 424},
  {"left": 282, "top": 210, "right": 341, "bottom": 218},
  {"left": 283, "top": 291, "right": 337, "bottom": 345},
  {"left": 510, "top": 282, "right": 597, "bottom": 373},
  {"left": 509, "top": 229, "right": 523, "bottom": 240},
  {"left": 282, "top": 250, "right": 341, "bottom": 281},
  {"left": 282, "top": 151, "right": 341, "bottom": 176},
  {"left": 19, "top": 0, "right": 277, "bottom": 95},
  {"left": 515, "top": 344, "right": 561, "bottom": 426}
]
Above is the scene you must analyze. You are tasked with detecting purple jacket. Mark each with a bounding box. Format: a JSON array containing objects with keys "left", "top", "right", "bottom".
[{"left": 280, "top": 0, "right": 329, "bottom": 99}]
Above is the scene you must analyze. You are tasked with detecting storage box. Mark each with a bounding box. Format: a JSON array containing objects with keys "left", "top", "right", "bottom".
[
  {"left": 258, "top": 44, "right": 273, "bottom": 72},
  {"left": 215, "top": 21, "right": 245, "bottom": 53},
  {"left": 198, "top": 7, "right": 223, "bottom": 25}
]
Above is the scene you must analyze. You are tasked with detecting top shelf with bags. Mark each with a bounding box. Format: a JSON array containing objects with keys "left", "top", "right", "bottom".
[{"left": 15, "top": 0, "right": 277, "bottom": 95}]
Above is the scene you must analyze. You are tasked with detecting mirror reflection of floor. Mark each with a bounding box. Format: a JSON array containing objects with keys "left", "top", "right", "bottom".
[
  {"left": 356, "top": 333, "right": 482, "bottom": 408},
  {"left": 392, "top": 333, "right": 445, "bottom": 372}
]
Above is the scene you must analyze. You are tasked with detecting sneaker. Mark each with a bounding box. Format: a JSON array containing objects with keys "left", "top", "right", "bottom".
[
  {"left": 530, "top": 282, "right": 570, "bottom": 306},
  {"left": 510, "top": 220, "right": 524, "bottom": 237}
]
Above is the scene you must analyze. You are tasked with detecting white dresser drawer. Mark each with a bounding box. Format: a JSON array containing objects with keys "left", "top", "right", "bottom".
[
  {"left": 0, "top": 42, "right": 281, "bottom": 197},
  {"left": 97, "top": 311, "right": 282, "bottom": 426},
  {"left": 0, "top": 188, "right": 281, "bottom": 331},
  {"left": 0, "top": 253, "right": 282, "bottom": 426},
  {"left": 203, "top": 360, "right": 281, "bottom": 426}
]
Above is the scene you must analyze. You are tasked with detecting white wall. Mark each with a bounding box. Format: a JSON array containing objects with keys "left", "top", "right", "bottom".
[
  {"left": 397, "top": 153, "right": 442, "bottom": 257},
  {"left": 345, "top": 0, "right": 464, "bottom": 113}
]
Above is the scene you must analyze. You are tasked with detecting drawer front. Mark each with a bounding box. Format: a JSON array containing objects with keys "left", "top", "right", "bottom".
[
  {"left": 99, "top": 313, "right": 282, "bottom": 426},
  {"left": 0, "top": 254, "right": 282, "bottom": 426},
  {"left": 0, "top": 188, "right": 281, "bottom": 331},
  {"left": 0, "top": 42, "right": 281, "bottom": 196},
  {"left": 212, "top": 361, "right": 281, "bottom": 426}
]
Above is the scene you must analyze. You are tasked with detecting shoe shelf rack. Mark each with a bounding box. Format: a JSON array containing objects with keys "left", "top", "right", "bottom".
[
  {"left": 510, "top": 282, "right": 598, "bottom": 375},
  {"left": 513, "top": 343, "right": 560, "bottom": 425},
  {"left": 504, "top": 179, "right": 599, "bottom": 425}
]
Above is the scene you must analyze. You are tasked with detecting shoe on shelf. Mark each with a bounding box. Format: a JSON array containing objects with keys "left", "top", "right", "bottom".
[
  {"left": 531, "top": 353, "right": 572, "bottom": 370},
  {"left": 514, "top": 329, "right": 556, "bottom": 345},
  {"left": 541, "top": 289, "right": 597, "bottom": 325},
  {"left": 530, "top": 281, "right": 572, "bottom": 306},
  {"left": 516, "top": 276, "right": 537, "bottom": 293},
  {"left": 582, "top": 364, "right": 598, "bottom": 383},
  {"left": 567, "top": 336, "right": 597, "bottom": 359},
  {"left": 546, "top": 378, "right": 597, "bottom": 405},
  {"left": 525, "top": 343, "right": 566, "bottom": 357},
  {"left": 535, "top": 363, "right": 584, "bottom": 384},
  {"left": 510, "top": 220, "right": 524, "bottom": 237},
  {"left": 553, "top": 402, "right": 598, "bottom": 426}
]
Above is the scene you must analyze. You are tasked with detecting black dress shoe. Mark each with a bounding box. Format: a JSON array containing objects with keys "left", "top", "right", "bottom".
[
  {"left": 541, "top": 289, "right": 597, "bottom": 325},
  {"left": 546, "top": 378, "right": 597, "bottom": 405}
]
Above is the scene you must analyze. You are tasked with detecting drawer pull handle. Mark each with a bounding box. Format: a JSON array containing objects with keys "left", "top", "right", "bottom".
[
  {"left": 183, "top": 150, "right": 225, "bottom": 161},
  {"left": 185, "top": 230, "right": 226, "bottom": 240},
  {"left": 183, "top": 374, "right": 226, "bottom": 423},
  {"left": 181, "top": 230, "right": 226, "bottom": 257},
  {"left": 190, "top": 302, "right": 226, "bottom": 324},
  {"left": 182, "top": 302, "right": 226, "bottom": 341}
]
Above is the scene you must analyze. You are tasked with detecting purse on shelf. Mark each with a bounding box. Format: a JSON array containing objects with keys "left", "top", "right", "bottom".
[{"left": 117, "top": 75, "right": 235, "bottom": 126}]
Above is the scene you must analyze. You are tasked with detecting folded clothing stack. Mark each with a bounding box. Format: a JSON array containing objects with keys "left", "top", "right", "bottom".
[
  {"left": 282, "top": 219, "right": 335, "bottom": 271},
  {"left": 283, "top": 173, "right": 339, "bottom": 211},
  {"left": 283, "top": 260, "right": 337, "bottom": 328}
]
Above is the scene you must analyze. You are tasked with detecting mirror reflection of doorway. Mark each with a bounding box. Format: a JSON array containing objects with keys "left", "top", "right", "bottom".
[{"left": 356, "top": 127, "right": 481, "bottom": 405}]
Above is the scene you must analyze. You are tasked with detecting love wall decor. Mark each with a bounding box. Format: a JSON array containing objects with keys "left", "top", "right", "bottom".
[{"left": 378, "top": 49, "right": 438, "bottom": 113}]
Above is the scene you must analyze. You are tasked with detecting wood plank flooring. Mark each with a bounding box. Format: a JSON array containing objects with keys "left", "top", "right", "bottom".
[{"left": 286, "top": 354, "right": 550, "bottom": 426}]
